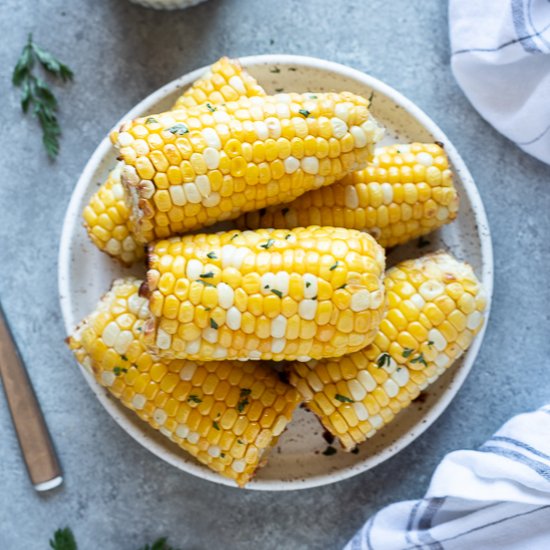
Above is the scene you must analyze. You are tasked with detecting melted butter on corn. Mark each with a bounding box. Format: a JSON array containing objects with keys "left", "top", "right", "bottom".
[
  {"left": 238, "top": 143, "right": 458, "bottom": 247},
  {"left": 144, "top": 226, "right": 386, "bottom": 362},
  {"left": 67, "top": 277, "right": 300, "bottom": 487},
  {"left": 112, "top": 92, "right": 384, "bottom": 241},
  {"left": 289, "top": 252, "right": 486, "bottom": 450}
]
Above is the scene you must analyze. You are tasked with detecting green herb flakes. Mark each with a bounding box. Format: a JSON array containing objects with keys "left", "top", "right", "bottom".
[{"left": 168, "top": 123, "right": 189, "bottom": 135}]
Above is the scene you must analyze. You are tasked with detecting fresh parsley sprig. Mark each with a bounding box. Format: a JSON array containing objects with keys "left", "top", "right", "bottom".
[
  {"left": 49, "top": 527, "right": 177, "bottom": 550},
  {"left": 12, "top": 34, "right": 73, "bottom": 159}
]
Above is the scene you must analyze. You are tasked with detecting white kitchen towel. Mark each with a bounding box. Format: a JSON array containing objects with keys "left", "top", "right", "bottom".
[
  {"left": 344, "top": 405, "right": 550, "bottom": 549},
  {"left": 449, "top": 0, "right": 550, "bottom": 165}
]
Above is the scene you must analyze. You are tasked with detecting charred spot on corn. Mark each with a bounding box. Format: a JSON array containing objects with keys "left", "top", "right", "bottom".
[
  {"left": 418, "top": 236, "right": 431, "bottom": 248},
  {"left": 168, "top": 123, "right": 189, "bottom": 135},
  {"left": 351, "top": 446, "right": 360, "bottom": 455}
]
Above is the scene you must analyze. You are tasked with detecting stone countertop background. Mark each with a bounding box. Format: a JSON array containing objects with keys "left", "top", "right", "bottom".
[{"left": 1, "top": 0, "right": 549, "bottom": 548}]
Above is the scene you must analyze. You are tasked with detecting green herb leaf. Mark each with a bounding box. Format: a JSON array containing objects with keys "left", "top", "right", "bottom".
[
  {"left": 270, "top": 66, "right": 281, "bottom": 73},
  {"left": 271, "top": 289, "right": 283, "bottom": 298},
  {"left": 220, "top": 452, "right": 225, "bottom": 458},
  {"left": 305, "top": 282, "right": 311, "bottom": 288},
  {"left": 200, "top": 271, "right": 214, "bottom": 279},
  {"left": 145, "top": 117, "right": 158, "bottom": 124},
  {"left": 113, "top": 366, "right": 128, "bottom": 377},
  {"left": 237, "top": 439, "right": 244, "bottom": 444},
  {"left": 187, "top": 394, "right": 202, "bottom": 404},
  {"left": 285, "top": 234, "right": 291, "bottom": 240},
  {"left": 138, "top": 537, "right": 177, "bottom": 550},
  {"left": 49, "top": 527, "right": 77, "bottom": 550},
  {"left": 206, "top": 251, "right": 217, "bottom": 260},
  {"left": 210, "top": 318, "right": 219, "bottom": 329},
  {"left": 275, "top": 87, "right": 284, "bottom": 93},
  {"left": 212, "top": 421, "right": 220, "bottom": 430},
  {"left": 121, "top": 355, "right": 128, "bottom": 361},
  {"left": 298, "top": 109, "right": 311, "bottom": 118},
  {"left": 427, "top": 340, "right": 434, "bottom": 347},
  {"left": 230, "top": 234, "right": 239, "bottom": 240},
  {"left": 411, "top": 353, "right": 427, "bottom": 366},
  {"left": 12, "top": 35, "right": 73, "bottom": 159},
  {"left": 168, "top": 123, "right": 189, "bottom": 135},
  {"left": 260, "top": 238, "right": 275, "bottom": 249},
  {"left": 335, "top": 393, "right": 354, "bottom": 403},
  {"left": 368, "top": 91, "right": 374, "bottom": 104},
  {"left": 402, "top": 348, "right": 414, "bottom": 358},
  {"left": 376, "top": 352, "right": 391, "bottom": 368},
  {"left": 206, "top": 103, "right": 217, "bottom": 112},
  {"left": 338, "top": 284, "right": 347, "bottom": 290},
  {"left": 240, "top": 388, "right": 252, "bottom": 397},
  {"left": 322, "top": 446, "right": 337, "bottom": 456},
  {"left": 329, "top": 261, "right": 339, "bottom": 271}
]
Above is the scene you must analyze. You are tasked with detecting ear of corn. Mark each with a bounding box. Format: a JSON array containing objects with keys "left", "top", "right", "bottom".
[
  {"left": 112, "top": 92, "right": 383, "bottom": 242},
  {"left": 83, "top": 57, "right": 265, "bottom": 265},
  {"left": 289, "top": 252, "right": 486, "bottom": 450},
  {"left": 238, "top": 143, "right": 458, "bottom": 248},
  {"left": 67, "top": 277, "right": 300, "bottom": 487},
  {"left": 144, "top": 226, "right": 386, "bottom": 362},
  {"left": 172, "top": 56, "right": 266, "bottom": 110}
]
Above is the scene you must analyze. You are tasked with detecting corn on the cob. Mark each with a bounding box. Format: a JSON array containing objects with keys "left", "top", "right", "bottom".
[
  {"left": 289, "top": 252, "right": 486, "bottom": 450},
  {"left": 82, "top": 165, "right": 145, "bottom": 265},
  {"left": 172, "top": 57, "right": 266, "bottom": 110},
  {"left": 238, "top": 143, "right": 458, "bottom": 248},
  {"left": 83, "top": 57, "right": 265, "bottom": 266},
  {"left": 67, "top": 277, "right": 300, "bottom": 487},
  {"left": 112, "top": 92, "right": 384, "bottom": 242},
  {"left": 144, "top": 226, "right": 386, "bottom": 362}
]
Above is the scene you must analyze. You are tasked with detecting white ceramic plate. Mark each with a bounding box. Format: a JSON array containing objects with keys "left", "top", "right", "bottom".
[{"left": 59, "top": 55, "right": 493, "bottom": 490}]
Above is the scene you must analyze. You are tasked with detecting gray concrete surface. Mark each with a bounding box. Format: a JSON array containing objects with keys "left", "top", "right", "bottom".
[{"left": 1, "top": 0, "right": 549, "bottom": 548}]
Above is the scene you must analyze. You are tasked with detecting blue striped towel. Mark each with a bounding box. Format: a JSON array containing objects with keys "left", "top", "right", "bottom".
[
  {"left": 450, "top": 0, "right": 550, "bottom": 164},
  {"left": 344, "top": 405, "right": 550, "bottom": 549}
]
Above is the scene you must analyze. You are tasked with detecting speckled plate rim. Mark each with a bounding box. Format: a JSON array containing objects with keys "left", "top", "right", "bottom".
[{"left": 59, "top": 54, "right": 493, "bottom": 491}]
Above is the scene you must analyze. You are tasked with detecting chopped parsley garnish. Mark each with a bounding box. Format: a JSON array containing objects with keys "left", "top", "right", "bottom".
[
  {"left": 288, "top": 67, "right": 297, "bottom": 71},
  {"left": 270, "top": 66, "right": 281, "bottom": 73},
  {"left": 210, "top": 318, "right": 219, "bottom": 330},
  {"left": 338, "top": 284, "right": 347, "bottom": 290},
  {"left": 206, "top": 103, "right": 216, "bottom": 112},
  {"left": 309, "top": 94, "right": 318, "bottom": 99},
  {"left": 368, "top": 91, "right": 374, "bottom": 103},
  {"left": 322, "top": 446, "right": 337, "bottom": 456},
  {"left": 260, "top": 238, "right": 275, "bottom": 249},
  {"left": 237, "top": 439, "right": 244, "bottom": 444},
  {"left": 230, "top": 234, "right": 238, "bottom": 240},
  {"left": 428, "top": 340, "right": 434, "bottom": 347},
  {"left": 212, "top": 421, "right": 220, "bottom": 430},
  {"left": 200, "top": 271, "right": 214, "bottom": 279},
  {"left": 329, "top": 261, "right": 339, "bottom": 271},
  {"left": 113, "top": 366, "right": 127, "bottom": 376},
  {"left": 196, "top": 279, "right": 215, "bottom": 287},
  {"left": 418, "top": 236, "right": 431, "bottom": 248},
  {"left": 220, "top": 452, "right": 225, "bottom": 458},
  {"left": 305, "top": 282, "right": 311, "bottom": 288},
  {"left": 411, "top": 353, "right": 427, "bottom": 366},
  {"left": 145, "top": 117, "right": 158, "bottom": 124},
  {"left": 335, "top": 393, "right": 354, "bottom": 403},
  {"left": 264, "top": 284, "right": 270, "bottom": 289},
  {"left": 376, "top": 352, "right": 391, "bottom": 368},
  {"left": 187, "top": 394, "right": 202, "bottom": 404},
  {"left": 285, "top": 234, "right": 291, "bottom": 240},
  {"left": 271, "top": 289, "right": 283, "bottom": 298},
  {"left": 402, "top": 348, "right": 414, "bottom": 358},
  {"left": 204, "top": 307, "right": 211, "bottom": 312},
  {"left": 49, "top": 527, "right": 77, "bottom": 550},
  {"left": 237, "top": 388, "right": 251, "bottom": 413},
  {"left": 275, "top": 87, "right": 284, "bottom": 93},
  {"left": 206, "top": 251, "right": 217, "bottom": 260},
  {"left": 121, "top": 355, "right": 128, "bottom": 361},
  {"left": 298, "top": 109, "right": 311, "bottom": 118},
  {"left": 168, "top": 123, "right": 189, "bottom": 135}
]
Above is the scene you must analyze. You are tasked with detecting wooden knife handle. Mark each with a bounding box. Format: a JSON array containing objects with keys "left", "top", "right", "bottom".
[{"left": 0, "top": 304, "right": 62, "bottom": 491}]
